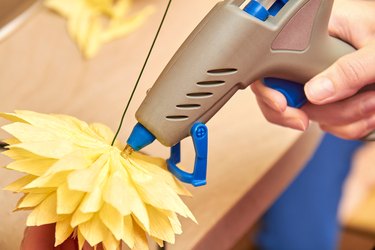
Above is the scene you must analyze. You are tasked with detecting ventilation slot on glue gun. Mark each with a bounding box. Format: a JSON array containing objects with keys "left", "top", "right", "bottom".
[
  {"left": 197, "top": 80, "right": 225, "bottom": 87},
  {"left": 207, "top": 68, "right": 238, "bottom": 75},
  {"left": 166, "top": 115, "right": 189, "bottom": 121},
  {"left": 186, "top": 92, "right": 213, "bottom": 98},
  {"left": 176, "top": 104, "right": 201, "bottom": 109}
]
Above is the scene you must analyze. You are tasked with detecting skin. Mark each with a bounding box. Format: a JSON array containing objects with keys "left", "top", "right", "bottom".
[
  {"left": 251, "top": 0, "right": 375, "bottom": 140},
  {"left": 21, "top": 224, "right": 104, "bottom": 250}
]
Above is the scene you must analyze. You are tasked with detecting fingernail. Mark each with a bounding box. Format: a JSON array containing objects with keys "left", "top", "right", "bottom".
[
  {"left": 262, "top": 96, "right": 283, "bottom": 112},
  {"left": 285, "top": 118, "right": 306, "bottom": 131},
  {"left": 305, "top": 77, "right": 335, "bottom": 103}
]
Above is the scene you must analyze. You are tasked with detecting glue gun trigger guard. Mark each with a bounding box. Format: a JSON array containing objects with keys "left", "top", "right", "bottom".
[{"left": 167, "top": 123, "right": 208, "bottom": 187}]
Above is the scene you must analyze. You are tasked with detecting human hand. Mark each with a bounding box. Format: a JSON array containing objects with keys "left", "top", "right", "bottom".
[
  {"left": 251, "top": 0, "right": 375, "bottom": 139},
  {"left": 21, "top": 224, "right": 103, "bottom": 250}
]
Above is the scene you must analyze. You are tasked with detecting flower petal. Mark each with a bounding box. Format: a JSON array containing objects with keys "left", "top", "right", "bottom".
[
  {"left": 79, "top": 214, "right": 108, "bottom": 246},
  {"left": 132, "top": 220, "right": 148, "bottom": 250},
  {"left": 2, "top": 122, "right": 61, "bottom": 143},
  {"left": 10, "top": 141, "right": 73, "bottom": 159},
  {"left": 55, "top": 216, "right": 75, "bottom": 246},
  {"left": 103, "top": 169, "right": 149, "bottom": 230},
  {"left": 27, "top": 193, "right": 59, "bottom": 226},
  {"left": 89, "top": 123, "right": 116, "bottom": 145},
  {"left": 146, "top": 206, "right": 175, "bottom": 244},
  {"left": 126, "top": 159, "right": 193, "bottom": 219},
  {"left": 57, "top": 183, "right": 85, "bottom": 214},
  {"left": 2, "top": 148, "right": 45, "bottom": 161},
  {"left": 17, "top": 192, "right": 51, "bottom": 209},
  {"left": 4, "top": 175, "right": 37, "bottom": 192},
  {"left": 6, "top": 158, "right": 56, "bottom": 176},
  {"left": 68, "top": 152, "right": 109, "bottom": 192},
  {"left": 123, "top": 215, "right": 135, "bottom": 249},
  {"left": 79, "top": 164, "right": 108, "bottom": 213},
  {"left": 130, "top": 152, "right": 192, "bottom": 196},
  {"left": 0, "top": 112, "right": 26, "bottom": 123},
  {"left": 71, "top": 209, "right": 93, "bottom": 228},
  {"left": 99, "top": 203, "right": 124, "bottom": 240},
  {"left": 102, "top": 229, "right": 120, "bottom": 250}
]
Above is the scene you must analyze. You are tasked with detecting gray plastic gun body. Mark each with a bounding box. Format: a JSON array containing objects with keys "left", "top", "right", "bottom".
[{"left": 135, "top": 0, "right": 355, "bottom": 147}]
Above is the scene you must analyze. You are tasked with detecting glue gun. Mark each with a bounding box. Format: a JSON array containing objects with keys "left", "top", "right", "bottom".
[{"left": 126, "top": 0, "right": 355, "bottom": 186}]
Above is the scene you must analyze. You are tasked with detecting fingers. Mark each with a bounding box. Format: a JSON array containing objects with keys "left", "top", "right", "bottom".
[
  {"left": 252, "top": 81, "right": 375, "bottom": 139},
  {"left": 329, "top": 0, "right": 375, "bottom": 48},
  {"left": 60, "top": 237, "right": 78, "bottom": 250},
  {"left": 83, "top": 242, "right": 104, "bottom": 250},
  {"left": 251, "top": 80, "right": 375, "bottom": 139},
  {"left": 302, "top": 91, "right": 375, "bottom": 126},
  {"left": 251, "top": 81, "right": 309, "bottom": 131},
  {"left": 21, "top": 225, "right": 56, "bottom": 250},
  {"left": 21, "top": 225, "right": 107, "bottom": 250},
  {"left": 251, "top": 80, "right": 287, "bottom": 113},
  {"left": 256, "top": 97, "right": 309, "bottom": 131},
  {"left": 320, "top": 116, "right": 375, "bottom": 140},
  {"left": 304, "top": 42, "right": 375, "bottom": 105},
  {"left": 303, "top": 91, "right": 375, "bottom": 140},
  {"left": 22, "top": 224, "right": 80, "bottom": 250},
  {"left": 303, "top": 91, "right": 375, "bottom": 139},
  {"left": 254, "top": 87, "right": 375, "bottom": 140}
]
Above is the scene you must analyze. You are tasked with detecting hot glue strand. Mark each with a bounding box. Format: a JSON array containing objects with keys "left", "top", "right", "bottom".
[
  {"left": 111, "top": 0, "right": 173, "bottom": 146},
  {"left": 122, "top": 144, "right": 134, "bottom": 156}
]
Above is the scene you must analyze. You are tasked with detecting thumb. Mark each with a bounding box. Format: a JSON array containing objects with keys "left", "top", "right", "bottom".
[{"left": 305, "top": 42, "right": 375, "bottom": 105}]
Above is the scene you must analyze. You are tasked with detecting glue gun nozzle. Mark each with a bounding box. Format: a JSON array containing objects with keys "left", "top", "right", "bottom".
[{"left": 126, "top": 123, "right": 156, "bottom": 151}]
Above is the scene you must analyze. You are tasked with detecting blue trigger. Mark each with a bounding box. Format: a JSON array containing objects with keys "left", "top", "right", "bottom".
[
  {"left": 167, "top": 123, "right": 208, "bottom": 187},
  {"left": 263, "top": 77, "right": 307, "bottom": 108},
  {"left": 244, "top": 0, "right": 289, "bottom": 20},
  {"left": 243, "top": 1, "right": 269, "bottom": 21}
]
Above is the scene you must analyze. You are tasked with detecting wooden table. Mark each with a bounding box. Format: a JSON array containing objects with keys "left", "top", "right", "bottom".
[
  {"left": 0, "top": 1, "right": 322, "bottom": 249},
  {"left": 344, "top": 189, "right": 375, "bottom": 236}
]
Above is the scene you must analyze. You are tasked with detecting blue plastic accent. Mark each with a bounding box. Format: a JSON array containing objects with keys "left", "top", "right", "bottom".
[
  {"left": 244, "top": 0, "right": 289, "bottom": 21},
  {"left": 263, "top": 77, "right": 307, "bottom": 108},
  {"left": 167, "top": 123, "right": 208, "bottom": 187},
  {"left": 268, "top": 0, "right": 288, "bottom": 16},
  {"left": 127, "top": 123, "right": 156, "bottom": 151},
  {"left": 169, "top": 142, "right": 181, "bottom": 164},
  {"left": 243, "top": 1, "right": 269, "bottom": 21}
]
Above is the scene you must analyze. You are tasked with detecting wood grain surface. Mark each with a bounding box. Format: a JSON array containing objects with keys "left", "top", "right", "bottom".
[{"left": 0, "top": 1, "right": 321, "bottom": 249}]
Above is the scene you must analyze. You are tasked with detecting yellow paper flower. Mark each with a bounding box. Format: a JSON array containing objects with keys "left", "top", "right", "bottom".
[
  {"left": 1, "top": 110, "right": 196, "bottom": 250},
  {"left": 45, "top": 0, "right": 154, "bottom": 58}
]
